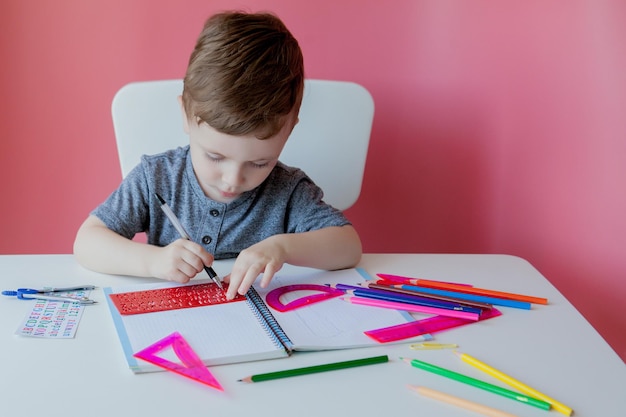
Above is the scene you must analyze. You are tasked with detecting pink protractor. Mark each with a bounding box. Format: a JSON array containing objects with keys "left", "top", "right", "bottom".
[{"left": 265, "top": 284, "right": 344, "bottom": 312}]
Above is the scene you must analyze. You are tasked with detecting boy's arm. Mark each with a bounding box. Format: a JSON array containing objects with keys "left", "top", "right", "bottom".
[
  {"left": 225, "top": 225, "right": 362, "bottom": 299},
  {"left": 277, "top": 225, "right": 362, "bottom": 270},
  {"left": 73, "top": 215, "right": 214, "bottom": 283}
]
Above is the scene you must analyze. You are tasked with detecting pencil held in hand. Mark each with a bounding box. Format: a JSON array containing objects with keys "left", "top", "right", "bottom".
[{"left": 154, "top": 193, "right": 224, "bottom": 291}]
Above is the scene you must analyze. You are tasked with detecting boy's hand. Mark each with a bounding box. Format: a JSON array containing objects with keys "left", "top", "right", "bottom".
[
  {"left": 150, "top": 239, "right": 215, "bottom": 283},
  {"left": 224, "top": 237, "right": 286, "bottom": 300}
]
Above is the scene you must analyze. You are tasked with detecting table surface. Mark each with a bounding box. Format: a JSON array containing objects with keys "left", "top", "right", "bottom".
[{"left": 1, "top": 254, "right": 624, "bottom": 417}]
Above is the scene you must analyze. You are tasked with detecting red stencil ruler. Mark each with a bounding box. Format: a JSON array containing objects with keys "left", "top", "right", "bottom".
[
  {"left": 109, "top": 282, "right": 245, "bottom": 315},
  {"left": 364, "top": 308, "right": 502, "bottom": 343}
]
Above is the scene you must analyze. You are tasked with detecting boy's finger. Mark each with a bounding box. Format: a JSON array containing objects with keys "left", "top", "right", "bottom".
[{"left": 259, "top": 262, "right": 281, "bottom": 288}]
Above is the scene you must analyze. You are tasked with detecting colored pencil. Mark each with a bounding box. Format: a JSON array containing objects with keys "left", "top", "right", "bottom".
[
  {"left": 334, "top": 282, "right": 486, "bottom": 310},
  {"left": 416, "top": 279, "right": 548, "bottom": 305},
  {"left": 341, "top": 295, "right": 480, "bottom": 320},
  {"left": 395, "top": 284, "right": 532, "bottom": 310},
  {"left": 408, "top": 385, "right": 520, "bottom": 417},
  {"left": 238, "top": 355, "right": 388, "bottom": 383},
  {"left": 377, "top": 273, "right": 547, "bottom": 304},
  {"left": 457, "top": 352, "right": 573, "bottom": 416},
  {"left": 377, "top": 273, "right": 473, "bottom": 287},
  {"left": 331, "top": 283, "right": 366, "bottom": 292},
  {"left": 334, "top": 282, "right": 488, "bottom": 312},
  {"left": 367, "top": 282, "right": 493, "bottom": 310},
  {"left": 401, "top": 357, "right": 551, "bottom": 410},
  {"left": 348, "top": 287, "right": 483, "bottom": 315}
]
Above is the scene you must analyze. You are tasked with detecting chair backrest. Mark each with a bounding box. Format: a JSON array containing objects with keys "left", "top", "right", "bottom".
[{"left": 112, "top": 79, "right": 374, "bottom": 210}]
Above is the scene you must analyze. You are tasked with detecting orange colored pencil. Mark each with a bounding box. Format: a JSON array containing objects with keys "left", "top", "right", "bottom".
[
  {"left": 408, "top": 385, "right": 520, "bottom": 417},
  {"left": 416, "top": 279, "right": 548, "bottom": 305}
]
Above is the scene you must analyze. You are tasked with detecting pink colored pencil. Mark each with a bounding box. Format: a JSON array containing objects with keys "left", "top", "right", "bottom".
[
  {"left": 341, "top": 295, "right": 480, "bottom": 321},
  {"left": 376, "top": 273, "right": 473, "bottom": 287}
]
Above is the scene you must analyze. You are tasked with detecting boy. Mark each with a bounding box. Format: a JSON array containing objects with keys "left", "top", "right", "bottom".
[{"left": 73, "top": 11, "right": 362, "bottom": 300}]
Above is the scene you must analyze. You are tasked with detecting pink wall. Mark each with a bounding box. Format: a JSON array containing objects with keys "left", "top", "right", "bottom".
[{"left": 1, "top": 1, "right": 624, "bottom": 360}]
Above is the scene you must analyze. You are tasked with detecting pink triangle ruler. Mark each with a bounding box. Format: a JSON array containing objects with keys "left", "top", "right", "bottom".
[
  {"left": 134, "top": 332, "right": 223, "bottom": 391},
  {"left": 364, "top": 308, "right": 502, "bottom": 343}
]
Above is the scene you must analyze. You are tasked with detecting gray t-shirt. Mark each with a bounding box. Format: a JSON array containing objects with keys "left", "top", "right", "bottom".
[{"left": 92, "top": 146, "right": 350, "bottom": 259}]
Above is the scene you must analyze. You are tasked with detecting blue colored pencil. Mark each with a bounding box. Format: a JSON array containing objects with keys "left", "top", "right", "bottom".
[
  {"left": 395, "top": 284, "right": 531, "bottom": 310},
  {"left": 347, "top": 287, "right": 483, "bottom": 315},
  {"left": 332, "top": 283, "right": 481, "bottom": 313}
]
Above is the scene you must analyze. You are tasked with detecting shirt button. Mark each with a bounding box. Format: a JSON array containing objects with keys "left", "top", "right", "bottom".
[
  {"left": 202, "top": 235, "right": 212, "bottom": 244},
  {"left": 210, "top": 209, "right": 220, "bottom": 217}
]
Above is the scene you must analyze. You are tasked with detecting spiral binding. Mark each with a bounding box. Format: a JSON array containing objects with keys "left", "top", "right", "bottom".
[{"left": 246, "top": 287, "right": 294, "bottom": 354}]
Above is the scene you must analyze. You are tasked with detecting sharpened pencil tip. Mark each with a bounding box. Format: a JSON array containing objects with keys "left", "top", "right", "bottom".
[
  {"left": 406, "top": 384, "right": 419, "bottom": 393},
  {"left": 154, "top": 193, "right": 166, "bottom": 205}
]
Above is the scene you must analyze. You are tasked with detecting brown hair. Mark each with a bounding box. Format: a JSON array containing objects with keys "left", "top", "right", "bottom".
[{"left": 182, "top": 12, "right": 304, "bottom": 139}]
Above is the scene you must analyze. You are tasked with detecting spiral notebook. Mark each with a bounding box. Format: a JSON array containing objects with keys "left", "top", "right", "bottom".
[{"left": 104, "top": 268, "right": 427, "bottom": 373}]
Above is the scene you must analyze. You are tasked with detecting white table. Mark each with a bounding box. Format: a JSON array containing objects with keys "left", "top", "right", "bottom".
[{"left": 1, "top": 254, "right": 624, "bottom": 417}]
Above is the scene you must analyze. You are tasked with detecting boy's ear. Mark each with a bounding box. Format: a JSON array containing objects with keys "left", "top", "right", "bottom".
[{"left": 178, "top": 95, "right": 190, "bottom": 134}]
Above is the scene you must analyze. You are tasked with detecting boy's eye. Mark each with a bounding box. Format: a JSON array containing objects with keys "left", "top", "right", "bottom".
[
  {"left": 251, "top": 161, "right": 270, "bottom": 168},
  {"left": 206, "top": 154, "right": 223, "bottom": 162},
  {"left": 205, "top": 152, "right": 272, "bottom": 168}
]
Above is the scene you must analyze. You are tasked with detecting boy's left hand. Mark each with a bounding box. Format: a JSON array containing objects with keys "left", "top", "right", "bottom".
[{"left": 224, "top": 237, "right": 286, "bottom": 300}]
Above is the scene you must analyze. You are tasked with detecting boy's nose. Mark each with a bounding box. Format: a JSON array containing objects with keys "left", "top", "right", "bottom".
[{"left": 222, "top": 165, "right": 245, "bottom": 187}]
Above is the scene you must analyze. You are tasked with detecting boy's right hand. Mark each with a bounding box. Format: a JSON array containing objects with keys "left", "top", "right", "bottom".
[{"left": 150, "top": 239, "right": 215, "bottom": 283}]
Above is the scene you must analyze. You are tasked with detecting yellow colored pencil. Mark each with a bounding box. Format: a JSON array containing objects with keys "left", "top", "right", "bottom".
[
  {"left": 456, "top": 352, "right": 573, "bottom": 416},
  {"left": 408, "top": 385, "right": 520, "bottom": 417}
]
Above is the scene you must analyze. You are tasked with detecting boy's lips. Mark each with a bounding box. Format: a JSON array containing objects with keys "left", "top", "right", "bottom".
[{"left": 220, "top": 190, "right": 239, "bottom": 198}]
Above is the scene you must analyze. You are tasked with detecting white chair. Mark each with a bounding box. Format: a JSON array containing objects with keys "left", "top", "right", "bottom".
[{"left": 112, "top": 79, "right": 374, "bottom": 210}]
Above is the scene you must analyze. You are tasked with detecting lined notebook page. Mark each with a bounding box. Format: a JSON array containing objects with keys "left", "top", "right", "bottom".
[
  {"left": 105, "top": 281, "right": 287, "bottom": 373},
  {"left": 105, "top": 268, "right": 425, "bottom": 373},
  {"left": 255, "top": 268, "right": 422, "bottom": 350}
]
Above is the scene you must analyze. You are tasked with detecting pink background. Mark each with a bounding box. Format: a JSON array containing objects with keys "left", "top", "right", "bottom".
[{"left": 1, "top": 1, "right": 624, "bottom": 361}]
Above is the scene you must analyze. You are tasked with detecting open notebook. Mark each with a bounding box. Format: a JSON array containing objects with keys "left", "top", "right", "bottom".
[{"left": 104, "top": 268, "right": 429, "bottom": 373}]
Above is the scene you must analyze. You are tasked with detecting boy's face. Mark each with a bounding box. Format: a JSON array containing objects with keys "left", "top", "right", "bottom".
[{"left": 183, "top": 110, "right": 296, "bottom": 203}]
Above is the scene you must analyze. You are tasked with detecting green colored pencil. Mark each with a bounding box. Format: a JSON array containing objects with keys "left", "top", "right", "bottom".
[
  {"left": 401, "top": 357, "right": 551, "bottom": 410},
  {"left": 238, "top": 355, "right": 389, "bottom": 383}
]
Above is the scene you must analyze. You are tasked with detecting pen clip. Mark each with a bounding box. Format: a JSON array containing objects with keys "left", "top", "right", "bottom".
[
  {"left": 43, "top": 285, "right": 97, "bottom": 293},
  {"left": 19, "top": 293, "right": 97, "bottom": 304}
]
